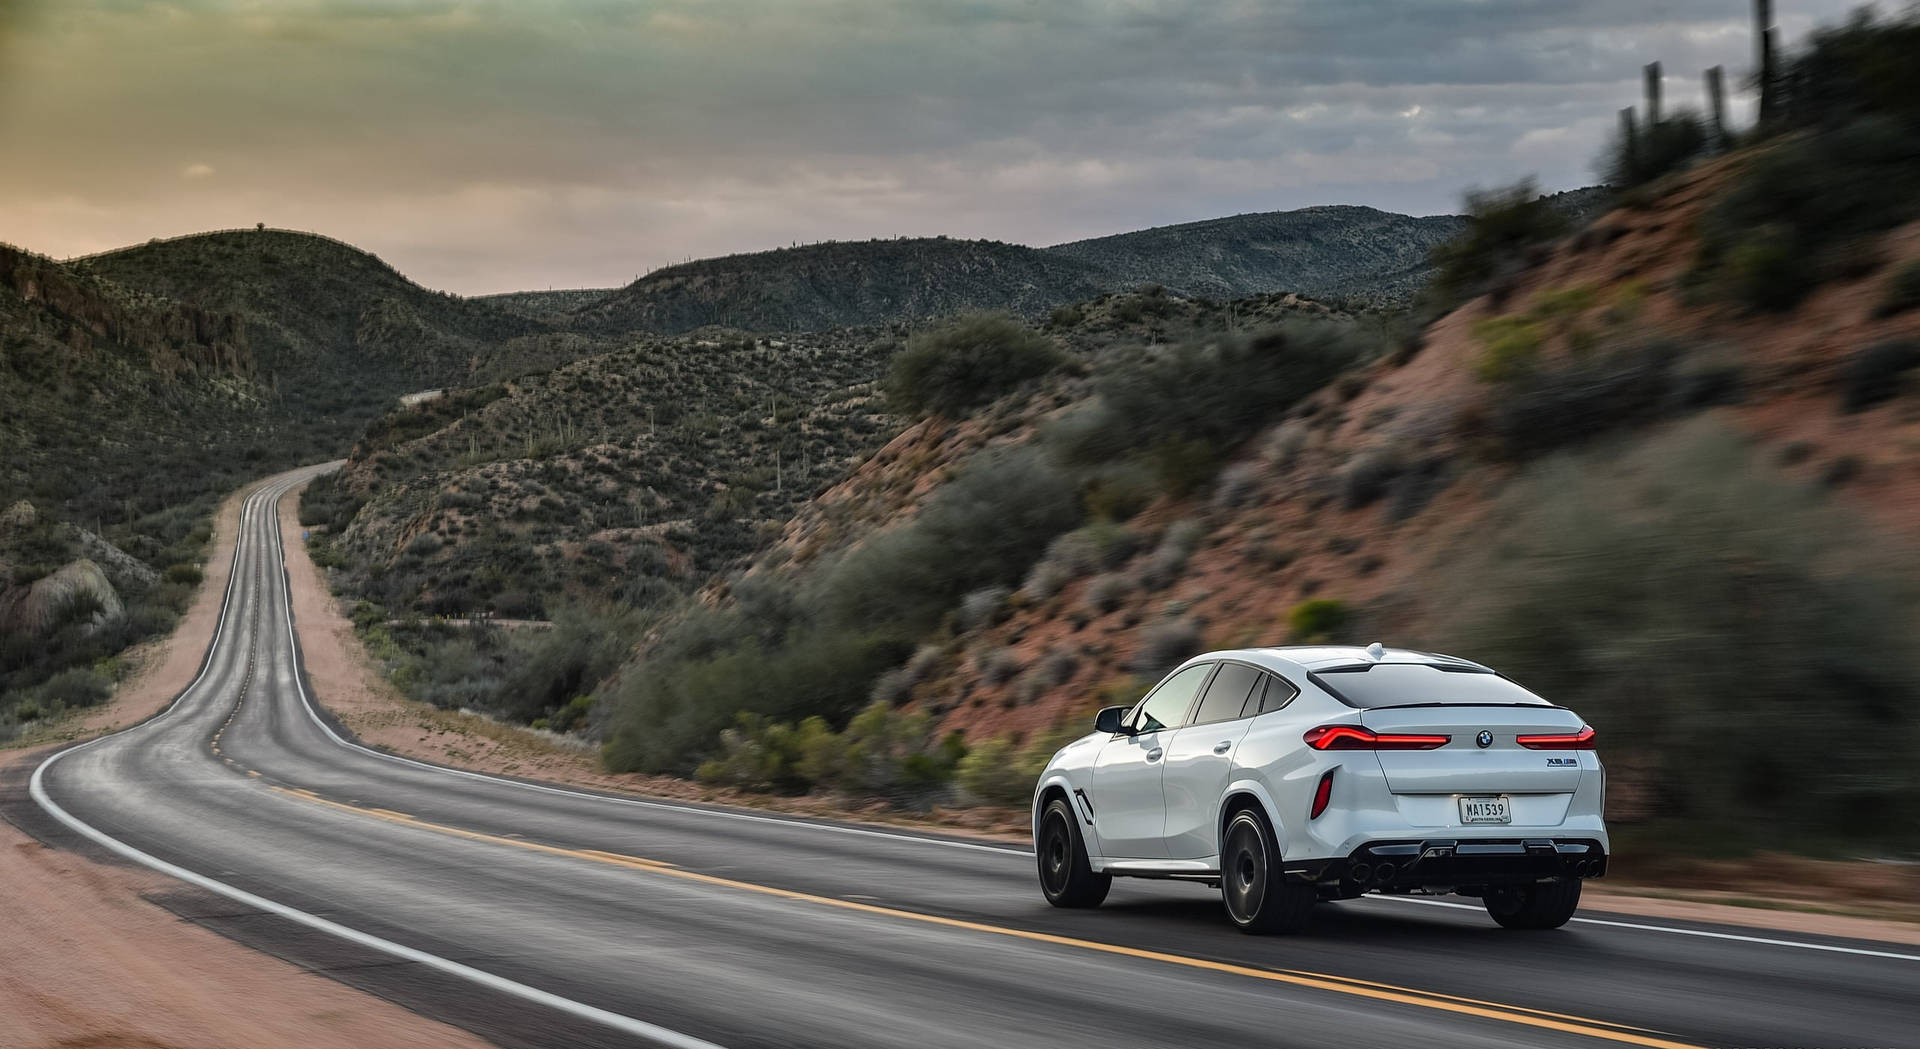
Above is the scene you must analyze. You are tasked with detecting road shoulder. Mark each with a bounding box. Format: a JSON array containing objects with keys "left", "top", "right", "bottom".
[{"left": 0, "top": 469, "right": 494, "bottom": 1049}]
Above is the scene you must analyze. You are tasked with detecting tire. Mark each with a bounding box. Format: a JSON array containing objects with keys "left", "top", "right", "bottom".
[
  {"left": 1220, "top": 808, "right": 1315, "bottom": 934},
  {"left": 1483, "top": 878, "right": 1583, "bottom": 930},
  {"left": 1037, "top": 797, "right": 1111, "bottom": 908}
]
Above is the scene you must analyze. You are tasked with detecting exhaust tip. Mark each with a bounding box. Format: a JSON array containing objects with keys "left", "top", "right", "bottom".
[
  {"left": 1350, "top": 863, "right": 1373, "bottom": 884},
  {"left": 1373, "top": 862, "right": 1397, "bottom": 885}
]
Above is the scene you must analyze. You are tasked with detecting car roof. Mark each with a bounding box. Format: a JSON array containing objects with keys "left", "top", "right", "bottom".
[{"left": 1180, "top": 645, "right": 1492, "bottom": 677}]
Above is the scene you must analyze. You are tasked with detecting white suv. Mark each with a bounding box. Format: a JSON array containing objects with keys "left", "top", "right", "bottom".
[{"left": 1032, "top": 645, "right": 1607, "bottom": 933}]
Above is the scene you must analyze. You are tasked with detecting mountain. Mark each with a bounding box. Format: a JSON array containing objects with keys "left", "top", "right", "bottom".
[
  {"left": 78, "top": 230, "right": 598, "bottom": 446},
  {"left": 1044, "top": 205, "right": 1468, "bottom": 304},
  {"left": 572, "top": 237, "right": 1113, "bottom": 334},
  {"left": 474, "top": 288, "right": 619, "bottom": 321}
]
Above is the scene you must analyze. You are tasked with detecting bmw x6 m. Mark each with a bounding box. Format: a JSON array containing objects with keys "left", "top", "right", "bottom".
[{"left": 1032, "top": 645, "right": 1606, "bottom": 933}]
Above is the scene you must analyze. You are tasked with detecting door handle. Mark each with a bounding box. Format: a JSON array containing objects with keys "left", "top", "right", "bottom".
[
  {"left": 1212, "top": 741, "right": 1232, "bottom": 754},
  {"left": 1146, "top": 747, "right": 1164, "bottom": 762}
]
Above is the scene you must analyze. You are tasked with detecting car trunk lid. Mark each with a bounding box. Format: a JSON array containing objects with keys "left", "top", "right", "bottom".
[{"left": 1360, "top": 705, "right": 1588, "bottom": 794}]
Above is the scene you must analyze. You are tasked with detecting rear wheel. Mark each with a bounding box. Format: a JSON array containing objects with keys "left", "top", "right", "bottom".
[
  {"left": 1220, "top": 808, "right": 1315, "bottom": 934},
  {"left": 1483, "top": 878, "right": 1582, "bottom": 929},
  {"left": 1037, "top": 797, "right": 1110, "bottom": 908}
]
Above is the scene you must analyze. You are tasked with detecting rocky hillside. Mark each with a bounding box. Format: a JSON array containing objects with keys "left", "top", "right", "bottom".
[
  {"left": 474, "top": 288, "right": 619, "bottom": 322},
  {"left": 573, "top": 238, "right": 1113, "bottom": 334},
  {"left": 1046, "top": 205, "right": 1467, "bottom": 305},
  {"left": 0, "top": 246, "right": 270, "bottom": 736},
  {"left": 81, "top": 230, "right": 601, "bottom": 452},
  {"left": 303, "top": 326, "right": 902, "bottom": 622}
]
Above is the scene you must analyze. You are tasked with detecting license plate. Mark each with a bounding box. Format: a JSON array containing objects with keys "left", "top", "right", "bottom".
[{"left": 1459, "top": 796, "right": 1512, "bottom": 824}]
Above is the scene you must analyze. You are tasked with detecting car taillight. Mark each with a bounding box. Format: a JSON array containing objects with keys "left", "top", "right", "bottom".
[
  {"left": 1302, "top": 725, "right": 1450, "bottom": 751},
  {"left": 1310, "top": 768, "right": 1336, "bottom": 820},
  {"left": 1516, "top": 725, "right": 1597, "bottom": 750}
]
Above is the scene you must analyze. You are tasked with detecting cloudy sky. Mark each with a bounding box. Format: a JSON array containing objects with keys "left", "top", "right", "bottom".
[{"left": 0, "top": 0, "right": 1861, "bottom": 294}]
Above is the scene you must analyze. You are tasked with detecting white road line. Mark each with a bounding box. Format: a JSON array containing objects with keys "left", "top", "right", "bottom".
[
  {"left": 31, "top": 467, "right": 729, "bottom": 1049},
  {"left": 261, "top": 475, "right": 1032, "bottom": 859},
  {"left": 1363, "top": 895, "right": 1920, "bottom": 962},
  {"left": 29, "top": 748, "right": 728, "bottom": 1049}
]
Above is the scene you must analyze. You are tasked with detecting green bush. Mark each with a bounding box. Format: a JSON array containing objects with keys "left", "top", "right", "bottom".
[
  {"left": 1874, "top": 260, "right": 1920, "bottom": 318},
  {"left": 1697, "top": 119, "right": 1920, "bottom": 310},
  {"left": 1486, "top": 339, "right": 1739, "bottom": 458},
  {"left": 1602, "top": 112, "right": 1711, "bottom": 188},
  {"left": 1057, "top": 322, "right": 1363, "bottom": 472},
  {"left": 1434, "top": 422, "right": 1920, "bottom": 851},
  {"left": 605, "top": 447, "right": 1083, "bottom": 774},
  {"left": 694, "top": 702, "right": 966, "bottom": 799},
  {"left": 1287, "top": 598, "right": 1349, "bottom": 641},
  {"left": 884, "top": 313, "right": 1066, "bottom": 417},
  {"left": 40, "top": 666, "right": 112, "bottom": 709},
  {"left": 1838, "top": 339, "right": 1920, "bottom": 413},
  {"left": 163, "top": 563, "right": 203, "bottom": 586},
  {"left": 1420, "top": 180, "right": 1569, "bottom": 317}
]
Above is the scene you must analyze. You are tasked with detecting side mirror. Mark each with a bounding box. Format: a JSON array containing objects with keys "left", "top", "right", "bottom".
[{"left": 1094, "top": 705, "right": 1131, "bottom": 735}]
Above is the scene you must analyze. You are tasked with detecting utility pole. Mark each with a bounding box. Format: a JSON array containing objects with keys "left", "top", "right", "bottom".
[
  {"left": 1705, "top": 65, "right": 1728, "bottom": 149},
  {"left": 1643, "top": 61, "right": 1662, "bottom": 127},
  {"left": 1619, "top": 107, "right": 1639, "bottom": 176},
  {"left": 1755, "top": 0, "right": 1777, "bottom": 126}
]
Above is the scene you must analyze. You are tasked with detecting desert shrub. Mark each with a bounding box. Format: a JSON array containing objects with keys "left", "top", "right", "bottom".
[
  {"left": 1874, "top": 260, "right": 1920, "bottom": 318},
  {"left": 1420, "top": 180, "right": 1568, "bottom": 317},
  {"left": 1287, "top": 598, "right": 1349, "bottom": 641},
  {"left": 1036, "top": 647, "right": 1080, "bottom": 688},
  {"left": 695, "top": 702, "right": 963, "bottom": 799},
  {"left": 1838, "top": 338, "right": 1920, "bottom": 413},
  {"left": 1471, "top": 315, "right": 1546, "bottom": 381},
  {"left": 956, "top": 726, "right": 1081, "bottom": 806},
  {"left": 39, "top": 666, "right": 112, "bottom": 709},
  {"left": 1048, "top": 305, "right": 1085, "bottom": 328},
  {"left": 1697, "top": 118, "right": 1920, "bottom": 310},
  {"left": 885, "top": 313, "right": 1066, "bottom": 417},
  {"left": 1138, "top": 520, "right": 1204, "bottom": 591},
  {"left": 1435, "top": 422, "right": 1920, "bottom": 851},
  {"left": 163, "top": 563, "right": 203, "bottom": 585},
  {"left": 1057, "top": 322, "right": 1364, "bottom": 475},
  {"left": 1772, "top": 10, "right": 1920, "bottom": 130},
  {"left": 1085, "top": 573, "right": 1132, "bottom": 614},
  {"left": 1486, "top": 339, "right": 1738, "bottom": 458},
  {"left": 1133, "top": 616, "right": 1202, "bottom": 675},
  {"left": 958, "top": 586, "right": 1011, "bottom": 630},
  {"left": 1602, "top": 111, "right": 1711, "bottom": 188},
  {"left": 1337, "top": 447, "right": 1406, "bottom": 510},
  {"left": 1213, "top": 462, "right": 1263, "bottom": 508},
  {"left": 977, "top": 647, "right": 1021, "bottom": 686},
  {"left": 606, "top": 447, "right": 1082, "bottom": 774}
]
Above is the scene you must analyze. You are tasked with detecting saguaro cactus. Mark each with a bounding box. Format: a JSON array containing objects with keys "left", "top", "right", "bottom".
[{"left": 1644, "top": 61, "right": 1663, "bottom": 127}]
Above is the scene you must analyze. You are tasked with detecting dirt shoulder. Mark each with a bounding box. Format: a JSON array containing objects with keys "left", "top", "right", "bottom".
[
  {"left": 0, "top": 473, "right": 492, "bottom": 1049},
  {"left": 279, "top": 484, "right": 1920, "bottom": 944}
]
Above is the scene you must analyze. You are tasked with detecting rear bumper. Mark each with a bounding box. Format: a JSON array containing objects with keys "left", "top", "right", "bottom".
[{"left": 1285, "top": 838, "right": 1607, "bottom": 892}]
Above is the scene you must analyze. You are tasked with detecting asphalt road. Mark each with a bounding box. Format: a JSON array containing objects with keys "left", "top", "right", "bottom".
[{"left": 27, "top": 467, "right": 1920, "bottom": 1049}]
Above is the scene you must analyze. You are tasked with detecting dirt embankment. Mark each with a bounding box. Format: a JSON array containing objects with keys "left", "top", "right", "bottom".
[{"left": 1, "top": 475, "right": 492, "bottom": 1049}]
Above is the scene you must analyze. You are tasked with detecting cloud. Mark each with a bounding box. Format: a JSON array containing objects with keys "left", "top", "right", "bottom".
[{"left": 0, "top": 0, "right": 1869, "bottom": 293}]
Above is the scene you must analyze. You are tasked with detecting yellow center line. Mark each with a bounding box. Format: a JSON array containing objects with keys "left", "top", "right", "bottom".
[{"left": 267, "top": 785, "right": 1705, "bottom": 1049}]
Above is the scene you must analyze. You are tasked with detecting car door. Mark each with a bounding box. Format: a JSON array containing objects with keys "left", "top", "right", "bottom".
[
  {"left": 1161, "top": 662, "right": 1266, "bottom": 859},
  {"left": 1088, "top": 663, "right": 1213, "bottom": 859}
]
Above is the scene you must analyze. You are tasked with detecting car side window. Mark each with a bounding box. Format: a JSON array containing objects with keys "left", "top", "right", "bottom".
[
  {"left": 1243, "top": 674, "right": 1300, "bottom": 717},
  {"left": 1130, "top": 663, "right": 1212, "bottom": 732},
  {"left": 1191, "top": 662, "right": 1262, "bottom": 726}
]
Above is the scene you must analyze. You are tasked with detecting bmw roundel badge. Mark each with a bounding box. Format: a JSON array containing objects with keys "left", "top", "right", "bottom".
[{"left": 1476, "top": 730, "right": 1494, "bottom": 749}]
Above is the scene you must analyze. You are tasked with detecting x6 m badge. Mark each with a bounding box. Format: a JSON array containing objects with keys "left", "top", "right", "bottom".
[{"left": 1475, "top": 730, "right": 1494, "bottom": 749}]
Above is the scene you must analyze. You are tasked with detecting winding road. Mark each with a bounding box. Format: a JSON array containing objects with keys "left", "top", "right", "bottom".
[{"left": 25, "top": 467, "right": 1919, "bottom": 1049}]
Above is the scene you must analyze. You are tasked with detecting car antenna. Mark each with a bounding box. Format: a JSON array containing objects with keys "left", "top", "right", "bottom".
[{"left": 1366, "top": 641, "right": 1386, "bottom": 661}]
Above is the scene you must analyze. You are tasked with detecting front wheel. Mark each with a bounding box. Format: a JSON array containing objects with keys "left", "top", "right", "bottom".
[
  {"left": 1483, "top": 878, "right": 1582, "bottom": 930},
  {"left": 1037, "top": 797, "right": 1110, "bottom": 908},
  {"left": 1220, "top": 808, "right": 1315, "bottom": 934}
]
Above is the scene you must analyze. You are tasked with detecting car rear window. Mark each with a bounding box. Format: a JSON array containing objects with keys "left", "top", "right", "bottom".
[{"left": 1313, "top": 663, "right": 1549, "bottom": 708}]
